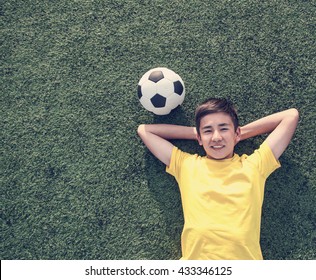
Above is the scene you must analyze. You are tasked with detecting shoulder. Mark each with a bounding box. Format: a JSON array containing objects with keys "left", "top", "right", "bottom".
[
  {"left": 243, "top": 141, "right": 281, "bottom": 177},
  {"left": 169, "top": 146, "right": 200, "bottom": 165},
  {"left": 166, "top": 146, "right": 200, "bottom": 177}
]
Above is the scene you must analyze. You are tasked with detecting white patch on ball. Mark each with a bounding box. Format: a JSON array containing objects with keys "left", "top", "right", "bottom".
[{"left": 137, "top": 67, "right": 185, "bottom": 115}]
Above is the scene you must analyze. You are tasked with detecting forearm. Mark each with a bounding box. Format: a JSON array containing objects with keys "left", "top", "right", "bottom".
[
  {"left": 138, "top": 124, "right": 197, "bottom": 140},
  {"left": 240, "top": 108, "right": 299, "bottom": 141},
  {"left": 137, "top": 124, "right": 197, "bottom": 166}
]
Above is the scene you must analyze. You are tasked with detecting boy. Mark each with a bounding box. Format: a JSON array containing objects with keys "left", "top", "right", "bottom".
[{"left": 137, "top": 98, "right": 299, "bottom": 260}]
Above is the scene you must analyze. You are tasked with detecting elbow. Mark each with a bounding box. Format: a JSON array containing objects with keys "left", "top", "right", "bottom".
[
  {"left": 289, "top": 108, "right": 299, "bottom": 121},
  {"left": 137, "top": 124, "right": 146, "bottom": 137},
  {"left": 286, "top": 109, "right": 299, "bottom": 129}
]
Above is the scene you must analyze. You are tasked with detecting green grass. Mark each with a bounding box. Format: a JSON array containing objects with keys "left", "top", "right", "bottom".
[{"left": 1, "top": 0, "right": 315, "bottom": 259}]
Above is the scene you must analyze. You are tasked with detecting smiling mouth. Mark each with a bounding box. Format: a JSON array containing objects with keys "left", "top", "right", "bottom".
[{"left": 211, "top": 145, "right": 225, "bottom": 149}]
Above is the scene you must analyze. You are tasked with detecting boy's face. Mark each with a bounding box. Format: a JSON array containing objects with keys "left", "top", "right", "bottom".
[{"left": 197, "top": 112, "right": 241, "bottom": 160}]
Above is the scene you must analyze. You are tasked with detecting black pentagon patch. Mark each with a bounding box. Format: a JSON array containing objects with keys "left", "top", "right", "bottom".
[
  {"left": 174, "top": 81, "right": 184, "bottom": 95},
  {"left": 137, "top": 85, "right": 142, "bottom": 99},
  {"left": 151, "top": 94, "right": 166, "bottom": 108},
  {"left": 149, "top": 71, "right": 164, "bottom": 83}
]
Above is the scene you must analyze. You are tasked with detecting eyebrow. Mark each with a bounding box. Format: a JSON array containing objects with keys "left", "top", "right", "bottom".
[{"left": 202, "top": 123, "right": 230, "bottom": 130}]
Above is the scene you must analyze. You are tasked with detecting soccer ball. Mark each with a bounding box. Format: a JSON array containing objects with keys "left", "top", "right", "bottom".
[{"left": 137, "top": 67, "right": 185, "bottom": 115}]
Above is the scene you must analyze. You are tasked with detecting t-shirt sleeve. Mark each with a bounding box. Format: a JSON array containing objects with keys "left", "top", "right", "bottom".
[
  {"left": 166, "top": 146, "right": 191, "bottom": 181},
  {"left": 247, "top": 141, "right": 281, "bottom": 178}
]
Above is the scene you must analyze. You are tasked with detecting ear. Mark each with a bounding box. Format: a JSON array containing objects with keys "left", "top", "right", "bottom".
[
  {"left": 197, "top": 133, "right": 203, "bottom": 146},
  {"left": 235, "top": 127, "right": 241, "bottom": 144}
]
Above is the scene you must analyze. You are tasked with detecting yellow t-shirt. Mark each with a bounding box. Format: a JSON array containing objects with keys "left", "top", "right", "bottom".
[{"left": 166, "top": 141, "right": 280, "bottom": 260}]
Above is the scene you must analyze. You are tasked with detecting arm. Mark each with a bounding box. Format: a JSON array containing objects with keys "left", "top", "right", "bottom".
[
  {"left": 240, "top": 108, "right": 299, "bottom": 160},
  {"left": 137, "top": 124, "right": 197, "bottom": 166}
]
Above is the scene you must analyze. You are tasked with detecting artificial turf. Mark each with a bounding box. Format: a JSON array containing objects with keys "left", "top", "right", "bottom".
[{"left": 1, "top": 0, "right": 315, "bottom": 259}]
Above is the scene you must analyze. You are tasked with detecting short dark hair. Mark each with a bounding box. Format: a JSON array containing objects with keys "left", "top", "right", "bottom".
[{"left": 195, "top": 98, "right": 239, "bottom": 135}]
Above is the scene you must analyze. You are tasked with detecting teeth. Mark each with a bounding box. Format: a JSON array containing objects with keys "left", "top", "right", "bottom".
[{"left": 212, "top": 146, "right": 223, "bottom": 148}]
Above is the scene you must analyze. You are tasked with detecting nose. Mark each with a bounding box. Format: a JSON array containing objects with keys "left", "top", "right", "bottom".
[{"left": 212, "top": 130, "right": 223, "bottom": 142}]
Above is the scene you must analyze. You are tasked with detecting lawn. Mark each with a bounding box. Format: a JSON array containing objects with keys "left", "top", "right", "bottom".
[{"left": 1, "top": 0, "right": 315, "bottom": 259}]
